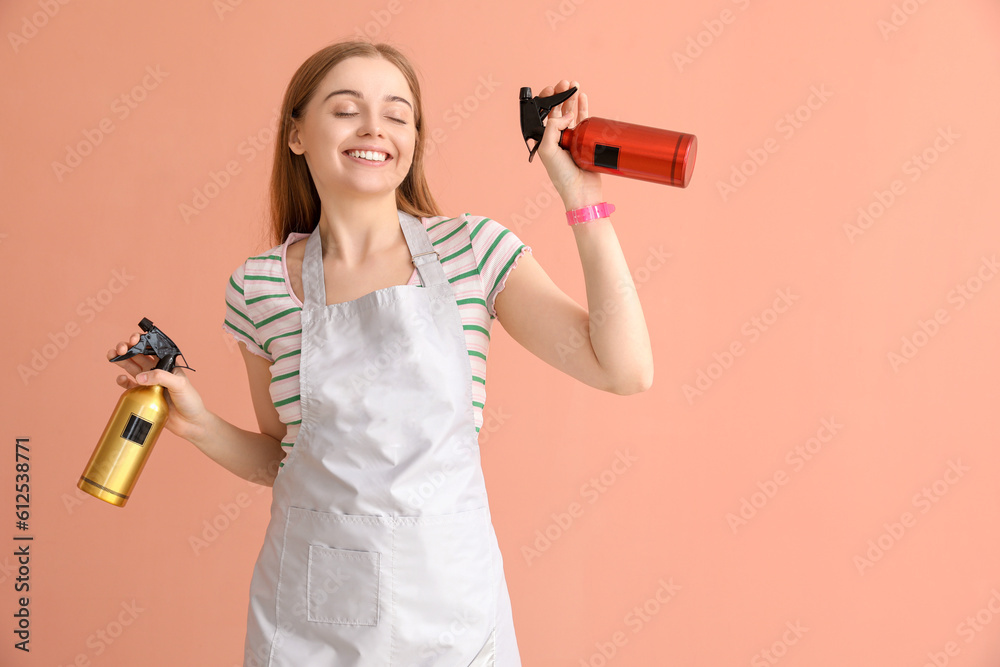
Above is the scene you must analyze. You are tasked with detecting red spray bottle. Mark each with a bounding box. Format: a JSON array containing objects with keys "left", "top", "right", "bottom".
[{"left": 519, "top": 86, "right": 698, "bottom": 188}]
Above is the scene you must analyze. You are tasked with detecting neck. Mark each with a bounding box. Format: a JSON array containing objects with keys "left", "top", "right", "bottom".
[{"left": 315, "top": 192, "right": 404, "bottom": 266}]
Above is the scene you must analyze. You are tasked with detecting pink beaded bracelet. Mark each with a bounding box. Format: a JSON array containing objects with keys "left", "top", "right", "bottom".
[{"left": 566, "top": 202, "right": 615, "bottom": 226}]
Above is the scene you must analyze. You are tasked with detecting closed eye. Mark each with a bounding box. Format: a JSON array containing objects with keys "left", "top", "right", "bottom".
[{"left": 334, "top": 112, "right": 406, "bottom": 124}]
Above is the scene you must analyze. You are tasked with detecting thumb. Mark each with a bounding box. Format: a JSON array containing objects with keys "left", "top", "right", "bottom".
[
  {"left": 136, "top": 367, "right": 185, "bottom": 389},
  {"left": 543, "top": 111, "right": 575, "bottom": 145}
]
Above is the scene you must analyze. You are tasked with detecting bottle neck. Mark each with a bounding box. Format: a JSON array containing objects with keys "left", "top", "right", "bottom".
[{"left": 154, "top": 355, "right": 176, "bottom": 373}]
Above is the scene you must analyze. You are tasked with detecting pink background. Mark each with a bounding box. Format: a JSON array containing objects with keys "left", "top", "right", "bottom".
[{"left": 2, "top": 0, "right": 999, "bottom": 665}]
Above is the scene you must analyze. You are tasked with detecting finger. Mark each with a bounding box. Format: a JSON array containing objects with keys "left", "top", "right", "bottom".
[
  {"left": 542, "top": 110, "right": 575, "bottom": 146},
  {"left": 116, "top": 374, "right": 138, "bottom": 390},
  {"left": 110, "top": 352, "right": 153, "bottom": 378},
  {"left": 557, "top": 80, "right": 575, "bottom": 116},
  {"left": 136, "top": 367, "right": 186, "bottom": 391},
  {"left": 580, "top": 91, "right": 589, "bottom": 122}
]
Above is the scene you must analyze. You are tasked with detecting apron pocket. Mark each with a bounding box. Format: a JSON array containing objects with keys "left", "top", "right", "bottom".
[
  {"left": 306, "top": 545, "right": 379, "bottom": 626},
  {"left": 274, "top": 506, "right": 393, "bottom": 660}
]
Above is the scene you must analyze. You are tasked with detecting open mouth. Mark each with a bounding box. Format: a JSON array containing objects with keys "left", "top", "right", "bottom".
[{"left": 344, "top": 149, "right": 391, "bottom": 163}]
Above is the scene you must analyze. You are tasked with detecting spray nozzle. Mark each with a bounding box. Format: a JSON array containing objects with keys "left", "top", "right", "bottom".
[
  {"left": 110, "top": 318, "right": 195, "bottom": 374},
  {"left": 519, "top": 86, "right": 578, "bottom": 163}
]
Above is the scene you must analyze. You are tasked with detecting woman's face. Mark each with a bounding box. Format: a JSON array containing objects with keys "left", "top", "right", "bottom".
[{"left": 289, "top": 56, "right": 417, "bottom": 198}]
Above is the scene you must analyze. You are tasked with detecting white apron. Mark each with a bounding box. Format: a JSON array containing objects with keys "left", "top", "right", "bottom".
[{"left": 242, "top": 210, "right": 521, "bottom": 666}]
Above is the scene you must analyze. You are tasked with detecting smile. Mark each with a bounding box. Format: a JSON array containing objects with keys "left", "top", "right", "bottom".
[{"left": 345, "top": 150, "right": 390, "bottom": 163}]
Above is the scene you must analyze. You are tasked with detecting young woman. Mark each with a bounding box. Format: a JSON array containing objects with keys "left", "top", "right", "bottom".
[{"left": 109, "top": 40, "right": 652, "bottom": 666}]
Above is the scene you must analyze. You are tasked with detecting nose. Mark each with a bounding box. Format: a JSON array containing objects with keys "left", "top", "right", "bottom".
[{"left": 357, "top": 108, "right": 385, "bottom": 138}]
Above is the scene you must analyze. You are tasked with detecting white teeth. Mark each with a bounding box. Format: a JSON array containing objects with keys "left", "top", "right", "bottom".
[{"left": 348, "top": 150, "right": 387, "bottom": 162}]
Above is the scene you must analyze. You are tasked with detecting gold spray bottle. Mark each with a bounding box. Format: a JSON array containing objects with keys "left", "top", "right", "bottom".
[{"left": 78, "top": 318, "right": 195, "bottom": 507}]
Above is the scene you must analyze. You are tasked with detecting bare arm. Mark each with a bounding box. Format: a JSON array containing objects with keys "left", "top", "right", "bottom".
[
  {"left": 185, "top": 343, "right": 288, "bottom": 486},
  {"left": 497, "top": 78, "right": 654, "bottom": 395},
  {"left": 494, "top": 226, "right": 654, "bottom": 396}
]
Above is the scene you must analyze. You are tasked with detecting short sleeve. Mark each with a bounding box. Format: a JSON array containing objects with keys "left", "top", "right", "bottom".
[
  {"left": 469, "top": 215, "right": 532, "bottom": 320},
  {"left": 222, "top": 262, "right": 273, "bottom": 361}
]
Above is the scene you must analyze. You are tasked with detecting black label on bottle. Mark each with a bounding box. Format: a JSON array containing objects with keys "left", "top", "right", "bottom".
[
  {"left": 121, "top": 413, "right": 153, "bottom": 446},
  {"left": 594, "top": 144, "right": 620, "bottom": 170}
]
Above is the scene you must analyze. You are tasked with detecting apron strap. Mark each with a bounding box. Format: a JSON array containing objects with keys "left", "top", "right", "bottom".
[{"left": 302, "top": 210, "right": 447, "bottom": 309}]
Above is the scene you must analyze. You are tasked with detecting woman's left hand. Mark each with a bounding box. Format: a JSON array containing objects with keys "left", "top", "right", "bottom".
[{"left": 535, "top": 79, "right": 605, "bottom": 211}]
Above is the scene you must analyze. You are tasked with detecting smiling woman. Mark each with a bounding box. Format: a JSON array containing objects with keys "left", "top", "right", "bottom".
[{"left": 107, "top": 37, "right": 653, "bottom": 667}]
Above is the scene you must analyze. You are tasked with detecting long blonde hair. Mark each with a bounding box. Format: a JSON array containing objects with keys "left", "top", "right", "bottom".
[{"left": 267, "top": 40, "right": 442, "bottom": 247}]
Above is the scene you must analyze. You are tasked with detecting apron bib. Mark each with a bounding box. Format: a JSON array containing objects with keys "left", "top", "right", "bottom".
[{"left": 242, "top": 210, "right": 521, "bottom": 666}]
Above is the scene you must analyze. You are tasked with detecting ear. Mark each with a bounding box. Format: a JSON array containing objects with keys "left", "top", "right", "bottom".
[{"left": 287, "top": 121, "right": 304, "bottom": 155}]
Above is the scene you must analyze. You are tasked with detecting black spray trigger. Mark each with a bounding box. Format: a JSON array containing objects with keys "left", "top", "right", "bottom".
[
  {"left": 519, "top": 86, "right": 578, "bottom": 162},
  {"left": 110, "top": 318, "right": 196, "bottom": 374}
]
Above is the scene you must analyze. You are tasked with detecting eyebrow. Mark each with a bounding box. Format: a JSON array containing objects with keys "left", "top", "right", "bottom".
[{"left": 322, "top": 89, "right": 413, "bottom": 112}]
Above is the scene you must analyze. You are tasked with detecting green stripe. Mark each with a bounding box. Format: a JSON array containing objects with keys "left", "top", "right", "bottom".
[
  {"left": 442, "top": 243, "right": 473, "bottom": 264},
  {"left": 478, "top": 228, "right": 511, "bottom": 274},
  {"left": 427, "top": 216, "right": 457, "bottom": 232},
  {"left": 226, "top": 300, "right": 254, "bottom": 325},
  {"left": 473, "top": 401, "right": 484, "bottom": 410},
  {"left": 469, "top": 350, "right": 486, "bottom": 361},
  {"left": 257, "top": 307, "right": 301, "bottom": 328},
  {"left": 472, "top": 375, "right": 485, "bottom": 385},
  {"left": 249, "top": 254, "right": 281, "bottom": 261},
  {"left": 456, "top": 297, "right": 485, "bottom": 308},
  {"left": 246, "top": 293, "right": 291, "bottom": 305},
  {"left": 263, "top": 329, "right": 301, "bottom": 355},
  {"left": 450, "top": 269, "right": 480, "bottom": 284},
  {"left": 273, "top": 394, "right": 300, "bottom": 408},
  {"left": 465, "top": 324, "right": 490, "bottom": 339},
  {"left": 245, "top": 274, "right": 285, "bottom": 283},
  {"left": 223, "top": 319, "right": 258, "bottom": 345},
  {"left": 490, "top": 245, "right": 526, "bottom": 296},
  {"left": 433, "top": 219, "right": 467, "bottom": 245},
  {"left": 229, "top": 276, "right": 244, "bottom": 296},
  {"left": 275, "top": 349, "right": 302, "bottom": 362},
  {"left": 281, "top": 442, "right": 294, "bottom": 447},
  {"left": 271, "top": 370, "right": 299, "bottom": 383},
  {"left": 286, "top": 419, "right": 302, "bottom": 425},
  {"left": 469, "top": 216, "right": 489, "bottom": 241}
]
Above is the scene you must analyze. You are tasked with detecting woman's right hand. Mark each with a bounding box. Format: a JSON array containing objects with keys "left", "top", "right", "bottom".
[{"left": 108, "top": 331, "right": 211, "bottom": 443}]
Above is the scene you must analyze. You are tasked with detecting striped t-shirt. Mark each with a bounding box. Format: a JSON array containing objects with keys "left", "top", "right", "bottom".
[{"left": 222, "top": 213, "right": 530, "bottom": 462}]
